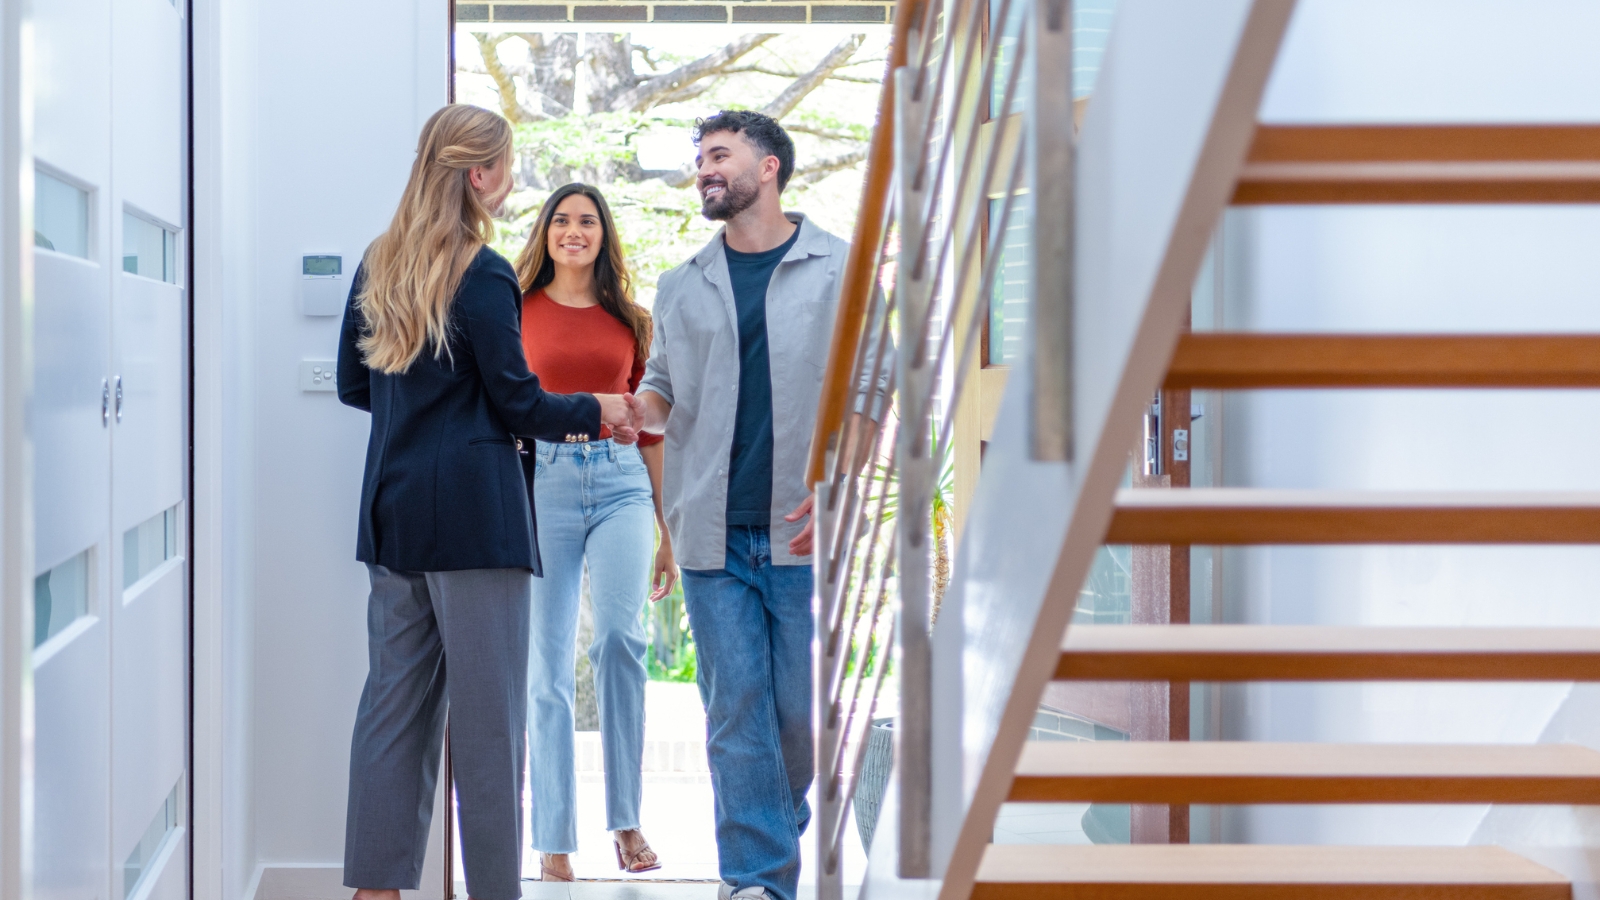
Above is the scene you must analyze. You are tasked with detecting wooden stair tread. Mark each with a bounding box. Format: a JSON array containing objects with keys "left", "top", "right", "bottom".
[
  {"left": 1009, "top": 741, "right": 1600, "bottom": 804},
  {"left": 1234, "top": 124, "right": 1600, "bottom": 205},
  {"left": 1106, "top": 488, "right": 1600, "bottom": 544},
  {"left": 1056, "top": 625, "right": 1600, "bottom": 681},
  {"left": 1164, "top": 333, "right": 1600, "bottom": 389},
  {"left": 974, "top": 844, "right": 1569, "bottom": 899}
]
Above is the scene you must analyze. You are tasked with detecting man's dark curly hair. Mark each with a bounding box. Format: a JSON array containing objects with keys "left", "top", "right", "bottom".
[{"left": 693, "top": 110, "right": 797, "bottom": 191}]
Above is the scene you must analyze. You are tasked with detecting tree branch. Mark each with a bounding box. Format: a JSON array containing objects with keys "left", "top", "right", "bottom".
[
  {"left": 722, "top": 64, "right": 880, "bottom": 85},
  {"left": 658, "top": 162, "right": 698, "bottom": 190},
  {"left": 474, "top": 33, "right": 541, "bottom": 123},
  {"left": 610, "top": 33, "right": 777, "bottom": 113},
  {"left": 761, "top": 34, "right": 867, "bottom": 121},
  {"left": 784, "top": 123, "right": 869, "bottom": 142},
  {"left": 788, "top": 148, "right": 870, "bottom": 190}
]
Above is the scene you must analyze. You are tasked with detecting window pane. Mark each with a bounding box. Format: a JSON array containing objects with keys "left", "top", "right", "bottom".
[
  {"left": 35, "top": 170, "right": 89, "bottom": 258},
  {"left": 35, "top": 549, "right": 90, "bottom": 648},
  {"left": 123, "top": 211, "right": 177, "bottom": 283},
  {"left": 991, "top": 0, "right": 1118, "bottom": 118},
  {"left": 1074, "top": 0, "right": 1117, "bottom": 97},
  {"left": 124, "top": 506, "right": 180, "bottom": 589},
  {"left": 989, "top": 0, "right": 1026, "bottom": 118},
  {"left": 987, "top": 192, "right": 1032, "bottom": 365},
  {"left": 124, "top": 780, "right": 181, "bottom": 898}
]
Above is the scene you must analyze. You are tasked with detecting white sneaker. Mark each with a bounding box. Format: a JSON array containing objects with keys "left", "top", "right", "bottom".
[{"left": 717, "top": 883, "right": 769, "bottom": 900}]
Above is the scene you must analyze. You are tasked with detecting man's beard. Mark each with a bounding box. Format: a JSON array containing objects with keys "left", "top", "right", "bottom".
[{"left": 700, "top": 170, "right": 761, "bottom": 221}]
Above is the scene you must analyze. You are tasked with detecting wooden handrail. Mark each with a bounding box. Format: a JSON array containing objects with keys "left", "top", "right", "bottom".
[{"left": 805, "top": 0, "right": 921, "bottom": 486}]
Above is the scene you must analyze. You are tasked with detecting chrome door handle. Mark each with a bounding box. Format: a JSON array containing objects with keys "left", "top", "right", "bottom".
[
  {"left": 114, "top": 376, "right": 123, "bottom": 423},
  {"left": 101, "top": 378, "right": 110, "bottom": 427}
]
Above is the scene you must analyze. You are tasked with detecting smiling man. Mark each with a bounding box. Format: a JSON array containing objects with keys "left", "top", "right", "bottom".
[{"left": 632, "top": 110, "right": 848, "bottom": 900}]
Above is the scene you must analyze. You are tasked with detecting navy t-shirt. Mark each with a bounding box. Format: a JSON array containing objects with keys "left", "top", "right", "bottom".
[{"left": 724, "top": 227, "right": 799, "bottom": 527}]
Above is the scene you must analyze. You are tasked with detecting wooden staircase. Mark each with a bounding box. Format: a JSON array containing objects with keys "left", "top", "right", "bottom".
[{"left": 972, "top": 123, "right": 1600, "bottom": 898}]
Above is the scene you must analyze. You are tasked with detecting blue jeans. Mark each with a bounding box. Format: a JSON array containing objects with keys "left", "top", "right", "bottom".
[
  {"left": 527, "top": 439, "right": 655, "bottom": 853},
  {"left": 683, "top": 526, "right": 815, "bottom": 900}
]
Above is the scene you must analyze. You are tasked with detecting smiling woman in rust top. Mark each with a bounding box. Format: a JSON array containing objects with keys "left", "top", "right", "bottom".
[{"left": 512, "top": 183, "right": 671, "bottom": 881}]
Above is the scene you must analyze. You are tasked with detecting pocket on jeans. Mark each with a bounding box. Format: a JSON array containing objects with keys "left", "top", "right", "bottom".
[{"left": 616, "top": 448, "right": 647, "bottom": 476}]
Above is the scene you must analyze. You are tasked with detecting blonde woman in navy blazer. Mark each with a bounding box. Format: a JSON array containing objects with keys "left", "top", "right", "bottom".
[{"left": 336, "top": 104, "right": 639, "bottom": 900}]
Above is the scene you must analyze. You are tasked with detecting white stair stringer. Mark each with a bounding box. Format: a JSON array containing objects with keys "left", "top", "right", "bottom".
[{"left": 853, "top": 3, "right": 1304, "bottom": 900}]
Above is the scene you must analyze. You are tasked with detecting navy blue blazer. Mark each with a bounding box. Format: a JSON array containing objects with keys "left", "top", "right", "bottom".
[{"left": 337, "top": 246, "right": 601, "bottom": 574}]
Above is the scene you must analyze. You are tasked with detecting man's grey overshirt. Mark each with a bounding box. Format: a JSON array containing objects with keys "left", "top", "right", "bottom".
[{"left": 640, "top": 212, "right": 848, "bottom": 570}]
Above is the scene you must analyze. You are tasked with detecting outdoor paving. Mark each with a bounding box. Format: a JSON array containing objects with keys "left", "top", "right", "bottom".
[{"left": 449, "top": 682, "right": 872, "bottom": 888}]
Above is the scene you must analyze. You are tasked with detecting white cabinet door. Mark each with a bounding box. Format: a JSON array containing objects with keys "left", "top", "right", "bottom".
[
  {"left": 109, "top": 0, "right": 190, "bottom": 893},
  {"left": 32, "top": 0, "right": 114, "bottom": 893},
  {"left": 32, "top": 0, "right": 189, "bottom": 891}
]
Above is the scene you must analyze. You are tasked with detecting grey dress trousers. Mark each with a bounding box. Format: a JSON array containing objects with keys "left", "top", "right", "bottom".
[{"left": 343, "top": 565, "right": 531, "bottom": 900}]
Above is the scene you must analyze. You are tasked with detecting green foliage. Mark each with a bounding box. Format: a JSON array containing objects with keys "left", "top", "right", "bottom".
[
  {"left": 644, "top": 579, "right": 698, "bottom": 683},
  {"left": 786, "top": 107, "right": 872, "bottom": 143},
  {"left": 515, "top": 113, "right": 682, "bottom": 175},
  {"left": 459, "top": 30, "right": 886, "bottom": 306}
]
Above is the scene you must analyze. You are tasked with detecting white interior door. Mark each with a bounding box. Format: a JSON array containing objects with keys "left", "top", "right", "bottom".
[
  {"left": 31, "top": 0, "right": 190, "bottom": 893},
  {"left": 32, "top": 0, "right": 114, "bottom": 893},
  {"left": 109, "top": 0, "right": 189, "bottom": 896}
]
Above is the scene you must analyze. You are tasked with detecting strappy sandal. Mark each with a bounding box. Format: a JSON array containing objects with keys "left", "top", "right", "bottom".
[
  {"left": 613, "top": 830, "right": 662, "bottom": 873},
  {"left": 540, "top": 853, "right": 576, "bottom": 882}
]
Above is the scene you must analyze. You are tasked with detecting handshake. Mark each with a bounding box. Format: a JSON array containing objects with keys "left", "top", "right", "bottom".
[{"left": 596, "top": 392, "right": 652, "bottom": 445}]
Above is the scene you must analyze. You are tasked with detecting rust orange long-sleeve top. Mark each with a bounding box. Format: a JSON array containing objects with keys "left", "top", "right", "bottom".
[{"left": 520, "top": 289, "right": 663, "bottom": 447}]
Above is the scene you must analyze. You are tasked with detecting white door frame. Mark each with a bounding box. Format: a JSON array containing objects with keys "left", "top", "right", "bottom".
[
  {"left": 0, "top": 0, "right": 34, "bottom": 890},
  {"left": 190, "top": 0, "right": 227, "bottom": 887}
]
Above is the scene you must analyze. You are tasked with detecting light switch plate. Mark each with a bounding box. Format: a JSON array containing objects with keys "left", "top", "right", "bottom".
[{"left": 300, "top": 360, "right": 338, "bottom": 392}]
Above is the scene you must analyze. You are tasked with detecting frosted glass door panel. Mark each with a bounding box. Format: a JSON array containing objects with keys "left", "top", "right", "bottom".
[
  {"left": 32, "top": 0, "right": 110, "bottom": 185},
  {"left": 111, "top": 563, "right": 185, "bottom": 890},
  {"left": 33, "top": 611, "right": 110, "bottom": 900},
  {"left": 111, "top": 274, "right": 184, "bottom": 534},
  {"left": 110, "top": 0, "right": 183, "bottom": 227},
  {"left": 33, "top": 251, "right": 111, "bottom": 571}
]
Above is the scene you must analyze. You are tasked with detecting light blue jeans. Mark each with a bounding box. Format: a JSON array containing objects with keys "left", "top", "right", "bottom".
[
  {"left": 682, "top": 526, "right": 815, "bottom": 900},
  {"left": 527, "top": 438, "right": 655, "bottom": 853}
]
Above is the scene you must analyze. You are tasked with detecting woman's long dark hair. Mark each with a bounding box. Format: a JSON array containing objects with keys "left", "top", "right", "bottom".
[{"left": 513, "top": 183, "right": 651, "bottom": 358}]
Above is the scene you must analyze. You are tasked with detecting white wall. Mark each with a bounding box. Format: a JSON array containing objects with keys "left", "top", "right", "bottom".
[
  {"left": 196, "top": 0, "right": 446, "bottom": 889},
  {"left": 1213, "top": 0, "right": 1600, "bottom": 878}
]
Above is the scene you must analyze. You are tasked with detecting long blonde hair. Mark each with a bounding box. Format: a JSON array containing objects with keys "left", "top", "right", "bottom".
[{"left": 356, "top": 105, "right": 513, "bottom": 374}]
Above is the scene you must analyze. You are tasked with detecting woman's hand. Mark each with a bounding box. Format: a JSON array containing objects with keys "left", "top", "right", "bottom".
[
  {"left": 595, "top": 392, "right": 639, "bottom": 444},
  {"left": 650, "top": 538, "right": 679, "bottom": 602}
]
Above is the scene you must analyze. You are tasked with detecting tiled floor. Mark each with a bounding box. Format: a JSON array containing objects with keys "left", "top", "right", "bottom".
[{"left": 990, "top": 802, "right": 1092, "bottom": 845}]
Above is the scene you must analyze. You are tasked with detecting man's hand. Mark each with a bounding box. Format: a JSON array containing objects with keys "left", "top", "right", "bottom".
[
  {"left": 785, "top": 494, "right": 816, "bottom": 557},
  {"left": 596, "top": 392, "right": 640, "bottom": 444},
  {"left": 636, "top": 390, "right": 673, "bottom": 434},
  {"left": 650, "top": 539, "right": 679, "bottom": 602},
  {"left": 628, "top": 393, "right": 650, "bottom": 433}
]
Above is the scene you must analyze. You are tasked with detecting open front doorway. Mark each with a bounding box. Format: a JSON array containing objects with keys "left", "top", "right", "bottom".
[{"left": 448, "top": 16, "right": 886, "bottom": 893}]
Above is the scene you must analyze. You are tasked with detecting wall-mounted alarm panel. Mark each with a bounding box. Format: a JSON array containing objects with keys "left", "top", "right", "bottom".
[{"left": 302, "top": 254, "right": 345, "bottom": 316}]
